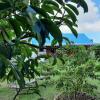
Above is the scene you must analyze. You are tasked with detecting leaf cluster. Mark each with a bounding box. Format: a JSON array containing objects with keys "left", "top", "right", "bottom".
[{"left": 0, "top": 0, "right": 88, "bottom": 92}]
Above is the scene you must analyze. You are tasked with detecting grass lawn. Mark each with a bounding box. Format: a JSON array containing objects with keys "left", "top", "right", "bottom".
[
  {"left": 0, "top": 83, "right": 58, "bottom": 100},
  {"left": 0, "top": 73, "right": 100, "bottom": 100}
]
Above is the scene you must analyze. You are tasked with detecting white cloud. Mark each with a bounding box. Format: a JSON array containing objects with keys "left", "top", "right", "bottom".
[
  {"left": 77, "top": 21, "right": 100, "bottom": 33},
  {"left": 60, "top": 0, "right": 100, "bottom": 33}
]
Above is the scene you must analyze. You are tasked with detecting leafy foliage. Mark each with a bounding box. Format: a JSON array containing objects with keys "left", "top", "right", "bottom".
[
  {"left": 0, "top": 0, "right": 88, "bottom": 95},
  {"left": 40, "top": 46, "right": 100, "bottom": 98}
]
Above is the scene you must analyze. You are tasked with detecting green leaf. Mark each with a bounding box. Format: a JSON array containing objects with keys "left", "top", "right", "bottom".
[
  {"left": 66, "top": 4, "right": 79, "bottom": 15},
  {"left": 79, "top": 0, "right": 88, "bottom": 13},
  {"left": 15, "top": 15, "right": 31, "bottom": 31},
  {"left": 55, "top": 0, "right": 64, "bottom": 5},
  {"left": 64, "top": 6, "right": 77, "bottom": 23},
  {"left": 62, "top": 36, "right": 70, "bottom": 44},
  {"left": 11, "top": 65, "right": 25, "bottom": 88},
  {"left": 70, "top": 27, "right": 78, "bottom": 38},
  {"left": 0, "top": 54, "right": 25, "bottom": 88},
  {"left": 0, "top": 2, "right": 11, "bottom": 11},
  {"left": 33, "top": 89, "right": 41, "bottom": 96},
  {"left": 34, "top": 69, "right": 40, "bottom": 76},
  {"left": 43, "top": 0, "right": 59, "bottom": 9},
  {"left": 31, "top": 6, "right": 50, "bottom": 18},
  {"left": 58, "top": 57, "right": 65, "bottom": 65},
  {"left": 42, "top": 4, "right": 54, "bottom": 14},
  {"left": 51, "top": 39, "right": 58, "bottom": 46},
  {"left": 0, "top": 43, "right": 12, "bottom": 59},
  {"left": 0, "top": 60, "right": 6, "bottom": 79},
  {"left": 52, "top": 57, "right": 57, "bottom": 66},
  {"left": 63, "top": 18, "right": 73, "bottom": 26},
  {"left": 61, "top": 18, "right": 78, "bottom": 37},
  {"left": 8, "top": 18, "right": 22, "bottom": 38},
  {"left": 41, "top": 18, "right": 62, "bottom": 46},
  {"left": 7, "top": 69, "right": 14, "bottom": 82},
  {"left": 71, "top": 0, "right": 88, "bottom": 13}
]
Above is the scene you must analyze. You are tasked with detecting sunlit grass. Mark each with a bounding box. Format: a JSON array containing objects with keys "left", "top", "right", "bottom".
[
  {"left": 0, "top": 76, "right": 100, "bottom": 100},
  {"left": 0, "top": 83, "right": 58, "bottom": 100}
]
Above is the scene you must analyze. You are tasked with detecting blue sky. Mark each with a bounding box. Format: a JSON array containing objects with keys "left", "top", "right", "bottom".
[
  {"left": 61, "top": 0, "right": 100, "bottom": 43},
  {"left": 93, "top": 0, "right": 100, "bottom": 7},
  {"left": 84, "top": 0, "right": 100, "bottom": 43}
]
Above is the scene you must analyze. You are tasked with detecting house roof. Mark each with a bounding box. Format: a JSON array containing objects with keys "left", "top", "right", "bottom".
[
  {"left": 63, "top": 33, "right": 93, "bottom": 45},
  {"left": 32, "top": 33, "right": 93, "bottom": 45}
]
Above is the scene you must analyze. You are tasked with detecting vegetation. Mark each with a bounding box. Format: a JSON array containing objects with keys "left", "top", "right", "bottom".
[
  {"left": 2, "top": 0, "right": 100, "bottom": 100},
  {"left": 0, "top": 0, "right": 88, "bottom": 90},
  {"left": 38, "top": 46, "right": 100, "bottom": 100},
  {"left": 0, "top": 46, "right": 100, "bottom": 100}
]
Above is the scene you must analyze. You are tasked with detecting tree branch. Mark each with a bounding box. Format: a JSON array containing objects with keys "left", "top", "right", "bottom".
[
  {"left": 13, "top": 89, "right": 21, "bottom": 100},
  {"left": 20, "top": 42, "right": 59, "bottom": 50}
]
